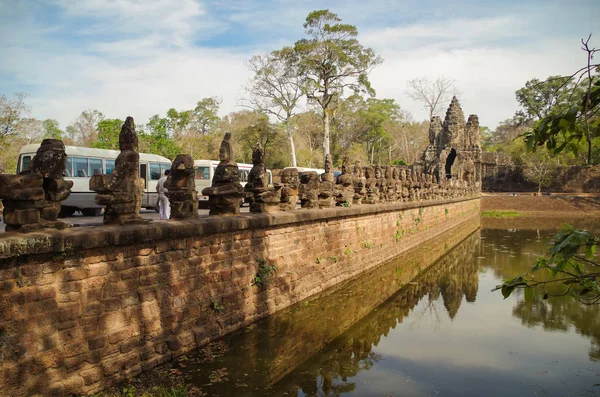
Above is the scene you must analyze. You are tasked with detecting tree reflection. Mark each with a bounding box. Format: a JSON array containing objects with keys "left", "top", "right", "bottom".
[{"left": 481, "top": 228, "right": 600, "bottom": 362}]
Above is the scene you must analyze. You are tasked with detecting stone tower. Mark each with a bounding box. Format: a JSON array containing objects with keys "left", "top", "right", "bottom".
[{"left": 421, "top": 96, "right": 482, "bottom": 186}]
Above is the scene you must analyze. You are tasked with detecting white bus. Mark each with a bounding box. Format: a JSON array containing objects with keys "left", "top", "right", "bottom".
[
  {"left": 17, "top": 145, "right": 172, "bottom": 217},
  {"left": 194, "top": 160, "right": 272, "bottom": 207}
]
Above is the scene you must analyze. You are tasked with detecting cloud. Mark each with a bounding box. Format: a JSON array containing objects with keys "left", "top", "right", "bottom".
[{"left": 0, "top": 0, "right": 598, "bottom": 131}]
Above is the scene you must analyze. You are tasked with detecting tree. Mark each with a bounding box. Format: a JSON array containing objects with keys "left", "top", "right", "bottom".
[
  {"left": 405, "top": 76, "right": 459, "bottom": 119},
  {"left": 0, "top": 92, "right": 30, "bottom": 140},
  {"left": 66, "top": 109, "right": 104, "bottom": 146},
  {"left": 242, "top": 48, "right": 303, "bottom": 167},
  {"left": 192, "top": 97, "right": 221, "bottom": 135},
  {"left": 522, "top": 35, "right": 599, "bottom": 165},
  {"left": 522, "top": 150, "right": 558, "bottom": 194},
  {"left": 293, "top": 110, "right": 323, "bottom": 167},
  {"left": 294, "top": 9, "right": 382, "bottom": 160},
  {"left": 515, "top": 76, "right": 579, "bottom": 122},
  {"left": 140, "top": 115, "right": 181, "bottom": 160},
  {"left": 42, "top": 119, "right": 63, "bottom": 139},
  {"left": 94, "top": 118, "right": 123, "bottom": 150},
  {"left": 494, "top": 225, "right": 600, "bottom": 305},
  {"left": 14, "top": 118, "right": 44, "bottom": 144}
]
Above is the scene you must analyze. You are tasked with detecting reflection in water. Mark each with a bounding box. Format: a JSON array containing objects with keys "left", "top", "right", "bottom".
[
  {"left": 123, "top": 219, "right": 600, "bottom": 397},
  {"left": 481, "top": 228, "right": 600, "bottom": 363}
]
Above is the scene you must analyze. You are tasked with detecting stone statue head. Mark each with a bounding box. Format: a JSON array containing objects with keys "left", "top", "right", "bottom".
[
  {"left": 281, "top": 168, "right": 299, "bottom": 186},
  {"left": 31, "top": 139, "right": 67, "bottom": 180},
  {"left": 324, "top": 154, "right": 333, "bottom": 173},
  {"left": 374, "top": 165, "right": 382, "bottom": 178},
  {"left": 401, "top": 168, "right": 406, "bottom": 180},
  {"left": 219, "top": 132, "right": 233, "bottom": 162},
  {"left": 119, "top": 117, "right": 138, "bottom": 151},
  {"left": 252, "top": 142, "right": 264, "bottom": 165},
  {"left": 341, "top": 156, "right": 350, "bottom": 174},
  {"left": 354, "top": 161, "right": 363, "bottom": 177},
  {"left": 364, "top": 166, "right": 374, "bottom": 179}
]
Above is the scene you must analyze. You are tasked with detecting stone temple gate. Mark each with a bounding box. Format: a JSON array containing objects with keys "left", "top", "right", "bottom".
[{"left": 420, "top": 96, "right": 482, "bottom": 186}]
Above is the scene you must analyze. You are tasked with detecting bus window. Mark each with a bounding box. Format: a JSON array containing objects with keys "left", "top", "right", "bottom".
[
  {"left": 150, "top": 163, "right": 162, "bottom": 180},
  {"left": 105, "top": 159, "right": 115, "bottom": 174},
  {"left": 21, "top": 155, "right": 32, "bottom": 172},
  {"left": 88, "top": 158, "right": 103, "bottom": 176},
  {"left": 195, "top": 167, "right": 210, "bottom": 180},
  {"left": 66, "top": 157, "right": 73, "bottom": 177},
  {"left": 160, "top": 163, "right": 170, "bottom": 175},
  {"left": 240, "top": 170, "right": 248, "bottom": 182},
  {"left": 73, "top": 157, "right": 88, "bottom": 177}
]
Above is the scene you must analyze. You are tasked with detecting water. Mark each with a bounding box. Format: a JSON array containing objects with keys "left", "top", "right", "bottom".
[{"left": 121, "top": 218, "right": 600, "bottom": 397}]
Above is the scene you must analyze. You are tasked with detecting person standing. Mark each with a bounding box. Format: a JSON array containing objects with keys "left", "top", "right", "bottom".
[{"left": 157, "top": 169, "right": 170, "bottom": 219}]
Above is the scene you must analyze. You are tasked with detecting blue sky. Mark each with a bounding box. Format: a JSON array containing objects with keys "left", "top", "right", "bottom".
[{"left": 1, "top": 0, "right": 598, "bottom": 129}]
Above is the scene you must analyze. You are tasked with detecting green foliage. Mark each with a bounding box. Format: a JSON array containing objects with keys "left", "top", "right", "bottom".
[
  {"left": 330, "top": 256, "right": 339, "bottom": 263},
  {"left": 252, "top": 259, "right": 277, "bottom": 287},
  {"left": 493, "top": 225, "right": 600, "bottom": 304},
  {"left": 340, "top": 201, "right": 350, "bottom": 207},
  {"left": 391, "top": 159, "right": 407, "bottom": 165},
  {"left": 42, "top": 119, "right": 63, "bottom": 139},
  {"left": 139, "top": 115, "right": 182, "bottom": 160},
  {"left": 294, "top": 9, "right": 383, "bottom": 156},
  {"left": 344, "top": 248, "right": 356, "bottom": 256},
  {"left": 94, "top": 118, "right": 123, "bottom": 150},
  {"left": 481, "top": 210, "right": 521, "bottom": 218},
  {"left": 444, "top": 208, "right": 449, "bottom": 216},
  {"left": 362, "top": 242, "right": 373, "bottom": 249},
  {"left": 315, "top": 257, "right": 323, "bottom": 264},
  {"left": 394, "top": 228, "right": 404, "bottom": 242},
  {"left": 210, "top": 298, "right": 223, "bottom": 313}
]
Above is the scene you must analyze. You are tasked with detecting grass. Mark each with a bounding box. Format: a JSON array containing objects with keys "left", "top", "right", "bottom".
[{"left": 481, "top": 210, "right": 521, "bottom": 218}]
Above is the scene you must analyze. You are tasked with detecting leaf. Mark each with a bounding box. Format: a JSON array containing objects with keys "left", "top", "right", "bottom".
[
  {"left": 501, "top": 285, "right": 514, "bottom": 299},
  {"left": 586, "top": 244, "right": 597, "bottom": 259}
]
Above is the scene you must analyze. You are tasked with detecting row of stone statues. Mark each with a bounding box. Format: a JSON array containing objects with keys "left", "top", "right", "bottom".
[{"left": 0, "top": 118, "right": 479, "bottom": 232}]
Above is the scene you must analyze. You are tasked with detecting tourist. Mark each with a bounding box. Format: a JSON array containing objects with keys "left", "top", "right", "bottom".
[{"left": 157, "top": 169, "right": 170, "bottom": 219}]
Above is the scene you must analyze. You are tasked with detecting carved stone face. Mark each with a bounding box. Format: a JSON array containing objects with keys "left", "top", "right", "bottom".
[
  {"left": 375, "top": 166, "right": 381, "bottom": 178},
  {"left": 282, "top": 168, "right": 299, "bottom": 185},
  {"left": 324, "top": 154, "right": 332, "bottom": 173},
  {"left": 219, "top": 143, "right": 228, "bottom": 162},
  {"left": 252, "top": 146, "right": 264, "bottom": 165}
]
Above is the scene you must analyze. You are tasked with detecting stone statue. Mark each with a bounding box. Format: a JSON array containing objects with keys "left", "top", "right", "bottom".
[
  {"left": 0, "top": 139, "right": 73, "bottom": 232},
  {"left": 245, "top": 143, "right": 280, "bottom": 213},
  {"left": 317, "top": 154, "right": 336, "bottom": 208},
  {"left": 90, "top": 117, "right": 146, "bottom": 225},
  {"left": 364, "top": 166, "right": 379, "bottom": 204},
  {"left": 299, "top": 171, "right": 320, "bottom": 209},
  {"left": 165, "top": 154, "right": 198, "bottom": 218},
  {"left": 202, "top": 132, "right": 245, "bottom": 215},
  {"left": 385, "top": 166, "right": 397, "bottom": 202},
  {"left": 374, "top": 165, "right": 387, "bottom": 202},
  {"left": 334, "top": 156, "right": 354, "bottom": 207},
  {"left": 279, "top": 168, "right": 299, "bottom": 211},
  {"left": 352, "top": 161, "right": 366, "bottom": 205}
]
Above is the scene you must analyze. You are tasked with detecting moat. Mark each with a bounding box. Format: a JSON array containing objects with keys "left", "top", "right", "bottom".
[{"left": 106, "top": 217, "right": 600, "bottom": 397}]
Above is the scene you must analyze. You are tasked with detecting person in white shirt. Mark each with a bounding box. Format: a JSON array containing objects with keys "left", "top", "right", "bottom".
[{"left": 156, "top": 169, "right": 170, "bottom": 220}]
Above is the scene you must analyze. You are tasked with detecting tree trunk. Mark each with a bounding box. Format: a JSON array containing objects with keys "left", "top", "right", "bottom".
[
  {"left": 323, "top": 110, "right": 330, "bottom": 162},
  {"left": 538, "top": 181, "right": 542, "bottom": 195},
  {"left": 286, "top": 117, "right": 297, "bottom": 167}
]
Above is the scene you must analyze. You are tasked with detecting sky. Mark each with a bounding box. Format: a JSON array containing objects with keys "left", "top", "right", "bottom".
[{"left": 1, "top": 0, "right": 598, "bottom": 130}]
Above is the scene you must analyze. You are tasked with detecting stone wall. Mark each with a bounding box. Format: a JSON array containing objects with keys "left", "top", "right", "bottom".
[
  {"left": 0, "top": 197, "right": 480, "bottom": 396},
  {"left": 481, "top": 153, "right": 600, "bottom": 193}
]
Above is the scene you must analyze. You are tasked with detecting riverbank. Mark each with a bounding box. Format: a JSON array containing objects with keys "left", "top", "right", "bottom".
[{"left": 481, "top": 194, "right": 600, "bottom": 216}]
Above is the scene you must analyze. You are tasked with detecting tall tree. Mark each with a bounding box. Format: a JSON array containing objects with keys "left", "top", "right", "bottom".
[
  {"left": 193, "top": 97, "right": 221, "bottom": 135},
  {"left": 294, "top": 9, "right": 382, "bottom": 161},
  {"left": 242, "top": 47, "right": 303, "bottom": 167},
  {"left": 141, "top": 115, "right": 182, "bottom": 160},
  {"left": 522, "top": 150, "right": 558, "bottom": 194},
  {"left": 42, "top": 119, "right": 63, "bottom": 139},
  {"left": 523, "top": 35, "right": 599, "bottom": 165},
  {"left": 515, "top": 76, "right": 580, "bottom": 122},
  {"left": 405, "top": 76, "right": 459, "bottom": 119},
  {"left": 0, "top": 92, "right": 30, "bottom": 140},
  {"left": 94, "top": 118, "right": 123, "bottom": 150},
  {"left": 66, "top": 109, "right": 104, "bottom": 146}
]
